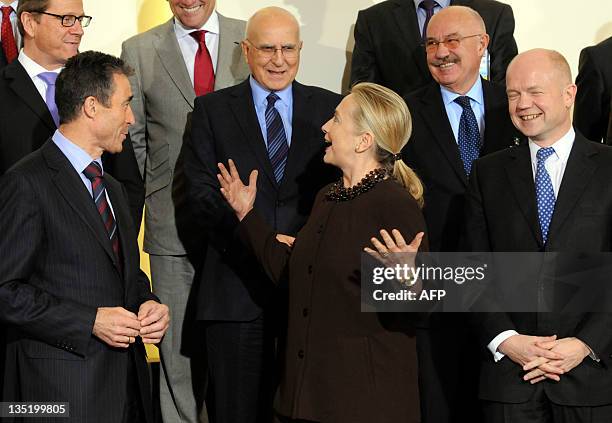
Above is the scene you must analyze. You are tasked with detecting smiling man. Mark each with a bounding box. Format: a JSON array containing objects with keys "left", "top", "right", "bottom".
[
  {"left": 119, "top": 1, "right": 249, "bottom": 421},
  {"left": 0, "top": 50, "right": 170, "bottom": 423},
  {"left": 399, "top": 6, "right": 522, "bottom": 423},
  {"left": 464, "top": 48, "right": 612, "bottom": 423},
  {"left": 181, "top": 7, "right": 340, "bottom": 423}
]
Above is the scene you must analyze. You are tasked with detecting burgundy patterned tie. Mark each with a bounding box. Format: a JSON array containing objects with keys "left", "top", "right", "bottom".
[
  {"left": 1, "top": 6, "right": 18, "bottom": 63},
  {"left": 82, "top": 162, "right": 121, "bottom": 264}
]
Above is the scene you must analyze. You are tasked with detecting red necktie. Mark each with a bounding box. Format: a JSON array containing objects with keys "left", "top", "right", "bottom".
[
  {"left": 1, "top": 6, "right": 18, "bottom": 63},
  {"left": 190, "top": 30, "right": 215, "bottom": 96}
]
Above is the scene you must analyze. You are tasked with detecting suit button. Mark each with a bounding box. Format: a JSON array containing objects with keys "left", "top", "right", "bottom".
[
  {"left": 307, "top": 265, "right": 312, "bottom": 274},
  {"left": 298, "top": 350, "right": 305, "bottom": 359},
  {"left": 302, "top": 308, "right": 309, "bottom": 317}
]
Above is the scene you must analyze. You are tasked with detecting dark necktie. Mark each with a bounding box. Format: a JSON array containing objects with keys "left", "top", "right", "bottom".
[
  {"left": 82, "top": 162, "right": 121, "bottom": 264},
  {"left": 1, "top": 6, "right": 17, "bottom": 63},
  {"left": 37, "top": 72, "right": 60, "bottom": 127},
  {"left": 266, "top": 93, "right": 289, "bottom": 183},
  {"left": 190, "top": 30, "right": 215, "bottom": 96},
  {"left": 535, "top": 147, "right": 556, "bottom": 244},
  {"left": 419, "top": 0, "right": 438, "bottom": 40},
  {"left": 454, "top": 96, "right": 480, "bottom": 176}
]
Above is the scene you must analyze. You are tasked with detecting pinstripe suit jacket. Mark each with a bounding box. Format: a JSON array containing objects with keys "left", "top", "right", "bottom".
[{"left": 0, "top": 140, "right": 158, "bottom": 422}]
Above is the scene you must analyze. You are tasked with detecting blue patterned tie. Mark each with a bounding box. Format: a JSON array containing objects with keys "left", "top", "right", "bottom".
[
  {"left": 419, "top": 0, "right": 438, "bottom": 40},
  {"left": 454, "top": 96, "right": 480, "bottom": 176},
  {"left": 266, "top": 93, "right": 289, "bottom": 183},
  {"left": 535, "top": 147, "right": 556, "bottom": 244}
]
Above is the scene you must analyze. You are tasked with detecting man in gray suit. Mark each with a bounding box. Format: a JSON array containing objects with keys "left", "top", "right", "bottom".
[{"left": 120, "top": 1, "right": 249, "bottom": 422}]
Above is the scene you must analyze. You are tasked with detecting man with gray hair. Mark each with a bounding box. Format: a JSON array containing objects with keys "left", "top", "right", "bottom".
[{"left": 183, "top": 6, "right": 340, "bottom": 423}]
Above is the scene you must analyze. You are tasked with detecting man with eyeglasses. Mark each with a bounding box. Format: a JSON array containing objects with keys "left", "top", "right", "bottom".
[
  {"left": 182, "top": 6, "right": 340, "bottom": 423},
  {"left": 399, "top": 6, "right": 523, "bottom": 423},
  {"left": 350, "top": 0, "right": 517, "bottom": 97},
  {"left": 119, "top": 1, "right": 249, "bottom": 422}
]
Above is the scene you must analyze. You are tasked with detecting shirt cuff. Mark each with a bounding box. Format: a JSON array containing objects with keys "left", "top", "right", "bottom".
[
  {"left": 487, "top": 330, "right": 519, "bottom": 362},
  {"left": 579, "top": 339, "right": 600, "bottom": 362}
]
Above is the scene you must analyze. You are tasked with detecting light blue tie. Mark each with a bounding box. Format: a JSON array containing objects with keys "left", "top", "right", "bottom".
[
  {"left": 535, "top": 147, "right": 556, "bottom": 244},
  {"left": 266, "top": 93, "right": 289, "bottom": 183},
  {"left": 454, "top": 96, "right": 480, "bottom": 176},
  {"left": 38, "top": 71, "right": 60, "bottom": 127}
]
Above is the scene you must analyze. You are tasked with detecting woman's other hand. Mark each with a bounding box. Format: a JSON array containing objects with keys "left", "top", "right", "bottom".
[{"left": 217, "top": 159, "right": 258, "bottom": 221}]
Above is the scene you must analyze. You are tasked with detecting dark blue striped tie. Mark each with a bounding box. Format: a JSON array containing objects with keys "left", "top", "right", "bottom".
[
  {"left": 266, "top": 92, "right": 289, "bottom": 183},
  {"left": 82, "top": 162, "right": 120, "bottom": 263}
]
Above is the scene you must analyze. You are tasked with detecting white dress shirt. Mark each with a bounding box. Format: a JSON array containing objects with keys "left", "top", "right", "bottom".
[{"left": 174, "top": 10, "right": 220, "bottom": 87}]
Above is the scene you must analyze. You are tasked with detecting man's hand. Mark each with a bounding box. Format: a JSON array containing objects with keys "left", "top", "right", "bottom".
[
  {"left": 498, "top": 334, "right": 563, "bottom": 368},
  {"left": 276, "top": 234, "right": 296, "bottom": 248},
  {"left": 522, "top": 337, "right": 590, "bottom": 384},
  {"left": 138, "top": 300, "right": 170, "bottom": 344},
  {"left": 93, "top": 307, "right": 142, "bottom": 348}
]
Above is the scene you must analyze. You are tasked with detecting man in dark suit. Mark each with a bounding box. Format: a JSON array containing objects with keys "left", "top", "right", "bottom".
[
  {"left": 466, "top": 49, "right": 612, "bottom": 422},
  {"left": 0, "top": 0, "right": 143, "bottom": 224},
  {"left": 574, "top": 36, "right": 612, "bottom": 144},
  {"left": 350, "top": 0, "right": 517, "bottom": 96},
  {"left": 0, "top": 51, "right": 170, "bottom": 423},
  {"left": 183, "top": 7, "right": 340, "bottom": 423},
  {"left": 400, "top": 6, "right": 522, "bottom": 422}
]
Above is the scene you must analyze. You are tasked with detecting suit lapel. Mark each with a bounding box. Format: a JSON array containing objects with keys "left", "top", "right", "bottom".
[
  {"left": 282, "top": 82, "right": 315, "bottom": 188},
  {"left": 481, "top": 79, "right": 517, "bottom": 155},
  {"left": 214, "top": 14, "right": 243, "bottom": 90},
  {"left": 391, "top": 0, "right": 429, "bottom": 79},
  {"left": 419, "top": 83, "right": 468, "bottom": 185},
  {"left": 5, "top": 62, "right": 56, "bottom": 131},
  {"left": 228, "top": 80, "right": 277, "bottom": 187},
  {"left": 547, "top": 134, "right": 598, "bottom": 241},
  {"left": 42, "top": 141, "right": 120, "bottom": 271},
  {"left": 504, "top": 144, "right": 542, "bottom": 245},
  {"left": 153, "top": 19, "right": 196, "bottom": 108}
]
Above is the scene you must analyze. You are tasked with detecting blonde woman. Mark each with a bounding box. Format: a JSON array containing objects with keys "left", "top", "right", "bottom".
[{"left": 218, "top": 82, "right": 426, "bottom": 423}]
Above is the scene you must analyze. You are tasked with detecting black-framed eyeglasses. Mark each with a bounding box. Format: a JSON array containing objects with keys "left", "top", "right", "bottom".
[
  {"left": 35, "top": 11, "right": 92, "bottom": 28},
  {"left": 244, "top": 39, "right": 301, "bottom": 60},
  {"left": 423, "top": 34, "right": 482, "bottom": 53}
]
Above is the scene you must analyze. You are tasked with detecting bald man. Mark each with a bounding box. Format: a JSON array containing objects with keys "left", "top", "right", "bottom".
[
  {"left": 399, "top": 7, "right": 521, "bottom": 423},
  {"left": 182, "top": 7, "right": 340, "bottom": 423},
  {"left": 465, "top": 49, "right": 612, "bottom": 422}
]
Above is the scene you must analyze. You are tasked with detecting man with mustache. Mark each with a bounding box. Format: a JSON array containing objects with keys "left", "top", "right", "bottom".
[
  {"left": 400, "top": 6, "right": 522, "bottom": 422},
  {"left": 0, "top": 50, "right": 170, "bottom": 423},
  {"left": 120, "top": 1, "right": 249, "bottom": 421},
  {"left": 350, "top": 0, "right": 517, "bottom": 97}
]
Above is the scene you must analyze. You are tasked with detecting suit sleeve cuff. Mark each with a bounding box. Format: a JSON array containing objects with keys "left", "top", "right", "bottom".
[
  {"left": 578, "top": 338, "right": 601, "bottom": 362},
  {"left": 488, "top": 330, "right": 519, "bottom": 362}
]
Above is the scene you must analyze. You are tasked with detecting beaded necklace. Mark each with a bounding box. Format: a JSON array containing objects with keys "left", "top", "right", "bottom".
[{"left": 325, "top": 168, "right": 388, "bottom": 202}]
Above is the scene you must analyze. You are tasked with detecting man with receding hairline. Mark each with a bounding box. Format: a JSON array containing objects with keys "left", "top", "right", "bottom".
[
  {"left": 400, "top": 6, "right": 521, "bottom": 423},
  {"left": 465, "top": 48, "right": 612, "bottom": 422},
  {"left": 183, "top": 6, "right": 340, "bottom": 423}
]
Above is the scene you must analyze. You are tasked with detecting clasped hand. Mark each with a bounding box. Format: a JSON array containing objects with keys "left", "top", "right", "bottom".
[
  {"left": 499, "top": 334, "right": 590, "bottom": 384},
  {"left": 93, "top": 300, "right": 170, "bottom": 348}
]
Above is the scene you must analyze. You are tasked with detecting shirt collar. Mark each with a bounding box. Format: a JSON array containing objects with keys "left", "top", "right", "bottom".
[
  {"left": 18, "top": 50, "right": 62, "bottom": 79},
  {"left": 413, "top": 0, "right": 451, "bottom": 9},
  {"left": 249, "top": 75, "right": 293, "bottom": 110},
  {"left": 528, "top": 127, "right": 575, "bottom": 164},
  {"left": 174, "top": 10, "right": 219, "bottom": 39},
  {"left": 440, "top": 77, "right": 484, "bottom": 107},
  {"left": 3, "top": 1, "right": 18, "bottom": 12},
  {"left": 52, "top": 129, "right": 102, "bottom": 174}
]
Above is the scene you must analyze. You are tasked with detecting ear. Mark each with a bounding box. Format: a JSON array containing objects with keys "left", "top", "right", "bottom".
[
  {"left": 563, "top": 83, "right": 577, "bottom": 109},
  {"left": 355, "top": 131, "right": 374, "bottom": 153},
  {"left": 82, "top": 96, "right": 97, "bottom": 119},
  {"left": 21, "top": 12, "right": 38, "bottom": 38},
  {"left": 478, "top": 34, "right": 490, "bottom": 55},
  {"left": 240, "top": 41, "right": 250, "bottom": 65}
]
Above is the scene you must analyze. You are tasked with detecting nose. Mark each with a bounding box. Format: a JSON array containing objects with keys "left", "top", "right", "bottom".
[
  {"left": 270, "top": 48, "right": 285, "bottom": 66},
  {"left": 70, "top": 19, "right": 84, "bottom": 35},
  {"left": 126, "top": 104, "right": 136, "bottom": 125},
  {"left": 321, "top": 119, "right": 331, "bottom": 138},
  {"left": 515, "top": 93, "right": 531, "bottom": 110}
]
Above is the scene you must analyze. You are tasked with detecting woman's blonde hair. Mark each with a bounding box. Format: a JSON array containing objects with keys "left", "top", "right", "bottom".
[{"left": 350, "top": 82, "right": 424, "bottom": 207}]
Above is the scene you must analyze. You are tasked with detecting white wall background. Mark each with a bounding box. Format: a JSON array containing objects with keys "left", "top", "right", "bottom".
[{"left": 81, "top": 0, "right": 612, "bottom": 93}]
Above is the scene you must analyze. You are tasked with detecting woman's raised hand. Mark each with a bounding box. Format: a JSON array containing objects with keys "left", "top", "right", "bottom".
[{"left": 217, "top": 159, "right": 258, "bottom": 221}]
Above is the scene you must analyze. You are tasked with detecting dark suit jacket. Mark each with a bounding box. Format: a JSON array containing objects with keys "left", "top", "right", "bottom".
[
  {"left": 183, "top": 79, "right": 341, "bottom": 321},
  {"left": 0, "top": 60, "right": 144, "bottom": 225},
  {"left": 574, "top": 36, "right": 612, "bottom": 144},
  {"left": 350, "top": 0, "right": 518, "bottom": 96},
  {"left": 0, "top": 48, "right": 7, "bottom": 70},
  {"left": 465, "top": 132, "right": 612, "bottom": 406},
  {"left": 402, "top": 78, "right": 522, "bottom": 252},
  {"left": 0, "top": 140, "right": 158, "bottom": 422}
]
